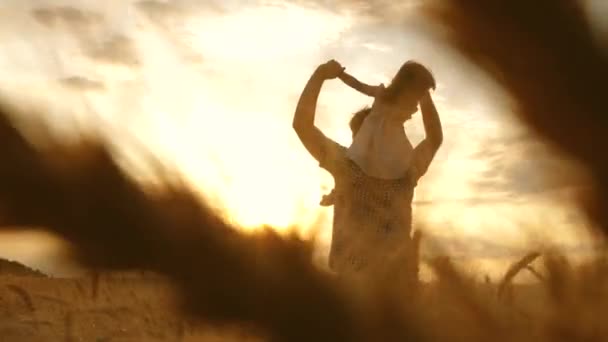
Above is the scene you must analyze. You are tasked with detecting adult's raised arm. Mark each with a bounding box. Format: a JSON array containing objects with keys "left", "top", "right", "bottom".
[{"left": 292, "top": 60, "right": 344, "bottom": 163}]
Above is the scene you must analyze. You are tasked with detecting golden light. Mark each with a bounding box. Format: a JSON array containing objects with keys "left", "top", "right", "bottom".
[
  {"left": 187, "top": 3, "right": 354, "bottom": 62},
  {"left": 164, "top": 99, "right": 331, "bottom": 233},
  {"left": 0, "top": 0, "right": 594, "bottom": 275},
  {"left": 131, "top": 3, "right": 358, "bottom": 233}
]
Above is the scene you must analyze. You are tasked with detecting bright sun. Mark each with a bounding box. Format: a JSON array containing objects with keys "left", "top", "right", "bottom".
[{"left": 151, "top": 3, "right": 355, "bottom": 233}]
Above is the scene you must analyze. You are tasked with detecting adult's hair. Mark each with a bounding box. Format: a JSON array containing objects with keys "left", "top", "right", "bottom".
[{"left": 383, "top": 60, "right": 436, "bottom": 103}]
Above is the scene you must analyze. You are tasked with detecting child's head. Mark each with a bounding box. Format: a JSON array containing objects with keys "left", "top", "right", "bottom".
[
  {"left": 382, "top": 60, "right": 436, "bottom": 121},
  {"left": 322, "top": 107, "right": 371, "bottom": 207},
  {"left": 349, "top": 107, "right": 372, "bottom": 138}
]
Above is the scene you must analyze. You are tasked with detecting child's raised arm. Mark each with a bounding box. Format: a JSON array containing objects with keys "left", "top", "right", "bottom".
[{"left": 338, "top": 71, "right": 383, "bottom": 98}]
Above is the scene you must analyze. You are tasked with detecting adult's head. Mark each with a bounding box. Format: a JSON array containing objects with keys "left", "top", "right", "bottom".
[{"left": 382, "top": 60, "right": 436, "bottom": 122}]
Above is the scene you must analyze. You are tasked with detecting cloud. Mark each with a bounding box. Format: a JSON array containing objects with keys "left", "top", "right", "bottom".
[
  {"left": 361, "top": 42, "right": 392, "bottom": 52},
  {"left": 470, "top": 134, "right": 586, "bottom": 197},
  {"left": 85, "top": 35, "right": 140, "bottom": 67},
  {"left": 413, "top": 196, "right": 517, "bottom": 207},
  {"left": 133, "top": 1, "right": 207, "bottom": 65},
  {"left": 30, "top": 6, "right": 139, "bottom": 68},
  {"left": 135, "top": 0, "right": 183, "bottom": 21},
  {"left": 289, "top": 0, "right": 423, "bottom": 20},
  {"left": 59, "top": 76, "right": 105, "bottom": 92},
  {"left": 135, "top": 0, "right": 224, "bottom": 21},
  {"left": 31, "top": 6, "right": 102, "bottom": 28},
  {"left": 423, "top": 233, "right": 603, "bottom": 260},
  {"left": 422, "top": 234, "right": 528, "bottom": 259}
]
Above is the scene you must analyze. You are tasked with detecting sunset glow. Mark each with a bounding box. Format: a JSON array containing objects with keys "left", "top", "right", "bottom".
[{"left": 0, "top": 0, "right": 596, "bottom": 277}]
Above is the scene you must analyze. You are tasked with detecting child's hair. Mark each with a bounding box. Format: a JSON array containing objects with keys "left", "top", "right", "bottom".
[
  {"left": 349, "top": 107, "right": 372, "bottom": 137},
  {"left": 321, "top": 107, "right": 372, "bottom": 206},
  {"left": 383, "top": 60, "right": 436, "bottom": 103}
]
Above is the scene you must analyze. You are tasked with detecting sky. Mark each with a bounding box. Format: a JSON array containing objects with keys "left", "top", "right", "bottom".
[{"left": 0, "top": 0, "right": 604, "bottom": 279}]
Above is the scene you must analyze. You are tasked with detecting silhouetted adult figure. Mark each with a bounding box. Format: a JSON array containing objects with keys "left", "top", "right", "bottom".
[{"left": 292, "top": 59, "right": 442, "bottom": 281}]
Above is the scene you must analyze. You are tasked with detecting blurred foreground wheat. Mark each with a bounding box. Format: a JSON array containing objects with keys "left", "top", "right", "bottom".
[{"left": 0, "top": 0, "right": 607, "bottom": 341}]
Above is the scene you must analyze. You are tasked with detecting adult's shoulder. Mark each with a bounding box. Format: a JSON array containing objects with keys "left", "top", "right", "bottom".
[{"left": 318, "top": 138, "right": 349, "bottom": 176}]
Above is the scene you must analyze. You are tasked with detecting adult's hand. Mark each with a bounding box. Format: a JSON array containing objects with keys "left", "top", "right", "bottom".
[{"left": 315, "top": 59, "right": 345, "bottom": 80}]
